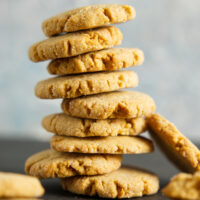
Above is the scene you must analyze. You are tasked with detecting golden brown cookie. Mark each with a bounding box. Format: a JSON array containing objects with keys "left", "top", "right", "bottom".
[
  {"left": 162, "top": 172, "right": 200, "bottom": 200},
  {"left": 61, "top": 166, "right": 159, "bottom": 198},
  {"left": 50, "top": 135, "right": 154, "bottom": 154},
  {"left": 0, "top": 172, "right": 44, "bottom": 198},
  {"left": 62, "top": 91, "right": 156, "bottom": 119},
  {"left": 47, "top": 48, "right": 144, "bottom": 75},
  {"left": 35, "top": 71, "right": 138, "bottom": 99},
  {"left": 42, "top": 4, "right": 135, "bottom": 36},
  {"left": 25, "top": 149, "right": 121, "bottom": 179},
  {"left": 147, "top": 113, "right": 200, "bottom": 173},
  {"left": 29, "top": 26, "right": 122, "bottom": 62},
  {"left": 42, "top": 113, "right": 147, "bottom": 137}
]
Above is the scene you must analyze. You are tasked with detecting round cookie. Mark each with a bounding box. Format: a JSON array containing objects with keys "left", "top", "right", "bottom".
[
  {"left": 162, "top": 172, "right": 200, "bottom": 200},
  {"left": 35, "top": 71, "right": 138, "bottom": 99},
  {"left": 61, "top": 91, "right": 156, "bottom": 119},
  {"left": 0, "top": 172, "right": 44, "bottom": 198},
  {"left": 42, "top": 113, "right": 147, "bottom": 137},
  {"left": 25, "top": 149, "right": 122, "bottom": 179},
  {"left": 50, "top": 135, "right": 154, "bottom": 154},
  {"left": 42, "top": 4, "right": 135, "bottom": 36},
  {"left": 29, "top": 26, "right": 122, "bottom": 62},
  {"left": 147, "top": 113, "right": 200, "bottom": 173},
  {"left": 61, "top": 166, "right": 159, "bottom": 198},
  {"left": 47, "top": 48, "right": 144, "bottom": 75}
]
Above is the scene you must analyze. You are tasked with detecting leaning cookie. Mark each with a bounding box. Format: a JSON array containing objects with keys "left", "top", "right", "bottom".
[
  {"left": 29, "top": 26, "right": 122, "bottom": 62},
  {"left": 61, "top": 166, "right": 159, "bottom": 198},
  {"left": 50, "top": 135, "right": 154, "bottom": 154},
  {"left": 47, "top": 48, "right": 144, "bottom": 75},
  {"left": 62, "top": 91, "right": 156, "bottom": 119},
  {"left": 25, "top": 149, "right": 122, "bottom": 179},
  {"left": 42, "top": 4, "right": 135, "bottom": 36},
  {"left": 162, "top": 171, "right": 200, "bottom": 200},
  {"left": 147, "top": 113, "right": 200, "bottom": 173},
  {"left": 35, "top": 71, "right": 138, "bottom": 99},
  {"left": 42, "top": 113, "right": 147, "bottom": 137},
  {"left": 0, "top": 172, "right": 44, "bottom": 198}
]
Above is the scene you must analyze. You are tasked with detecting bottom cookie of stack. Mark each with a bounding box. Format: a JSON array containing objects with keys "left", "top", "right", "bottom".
[{"left": 61, "top": 166, "right": 159, "bottom": 199}]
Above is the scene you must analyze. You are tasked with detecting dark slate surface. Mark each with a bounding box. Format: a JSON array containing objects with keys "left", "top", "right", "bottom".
[{"left": 1, "top": 138, "right": 197, "bottom": 199}]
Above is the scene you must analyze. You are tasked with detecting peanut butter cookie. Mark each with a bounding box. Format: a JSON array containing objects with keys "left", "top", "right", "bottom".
[
  {"left": 25, "top": 149, "right": 121, "bottom": 179},
  {"left": 0, "top": 172, "right": 44, "bottom": 198},
  {"left": 35, "top": 71, "right": 138, "bottom": 99},
  {"left": 29, "top": 26, "right": 122, "bottom": 62},
  {"left": 147, "top": 113, "right": 200, "bottom": 173},
  {"left": 162, "top": 172, "right": 200, "bottom": 200},
  {"left": 42, "top": 4, "right": 135, "bottom": 36},
  {"left": 61, "top": 166, "right": 159, "bottom": 198},
  {"left": 50, "top": 135, "right": 154, "bottom": 154},
  {"left": 42, "top": 113, "right": 147, "bottom": 137},
  {"left": 62, "top": 91, "right": 156, "bottom": 119},
  {"left": 47, "top": 48, "right": 144, "bottom": 75}
]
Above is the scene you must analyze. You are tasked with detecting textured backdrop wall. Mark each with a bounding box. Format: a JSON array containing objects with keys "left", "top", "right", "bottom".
[{"left": 0, "top": 0, "right": 200, "bottom": 140}]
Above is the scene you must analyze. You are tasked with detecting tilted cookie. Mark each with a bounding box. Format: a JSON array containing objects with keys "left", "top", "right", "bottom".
[
  {"left": 47, "top": 48, "right": 144, "bottom": 75},
  {"left": 29, "top": 26, "right": 122, "bottom": 62},
  {"left": 162, "top": 171, "right": 200, "bottom": 200},
  {"left": 25, "top": 149, "right": 121, "bottom": 179},
  {"left": 62, "top": 91, "right": 156, "bottom": 119},
  {"left": 35, "top": 71, "right": 138, "bottom": 99},
  {"left": 61, "top": 166, "right": 159, "bottom": 198},
  {"left": 42, "top": 113, "right": 147, "bottom": 137},
  {"left": 147, "top": 113, "right": 200, "bottom": 173},
  {"left": 51, "top": 135, "right": 154, "bottom": 154},
  {"left": 42, "top": 4, "right": 135, "bottom": 36},
  {"left": 0, "top": 172, "right": 44, "bottom": 198}
]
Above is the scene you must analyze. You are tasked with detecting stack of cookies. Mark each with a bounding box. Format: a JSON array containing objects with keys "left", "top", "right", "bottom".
[{"left": 25, "top": 4, "right": 159, "bottom": 198}]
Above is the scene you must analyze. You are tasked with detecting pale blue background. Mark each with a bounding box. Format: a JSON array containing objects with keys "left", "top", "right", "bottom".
[{"left": 0, "top": 0, "right": 200, "bottom": 140}]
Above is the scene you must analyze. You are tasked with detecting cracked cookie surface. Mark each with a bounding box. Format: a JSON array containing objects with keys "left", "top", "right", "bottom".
[
  {"left": 42, "top": 4, "right": 135, "bottom": 36},
  {"left": 147, "top": 113, "right": 200, "bottom": 173},
  {"left": 47, "top": 48, "right": 144, "bottom": 75},
  {"left": 0, "top": 172, "right": 44, "bottom": 198},
  {"left": 25, "top": 149, "right": 122, "bottom": 179},
  {"left": 29, "top": 26, "right": 122, "bottom": 62},
  {"left": 42, "top": 113, "right": 147, "bottom": 137},
  {"left": 61, "top": 166, "right": 159, "bottom": 198},
  {"left": 50, "top": 135, "right": 154, "bottom": 154},
  {"left": 162, "top": 171, "right": 200, "bottom": 200},
  {"left": 35, "top": 71, "right": 138, "bottom": 99},
  {"left": 62, "top": 91, "right": 156, "bottom": 119}
]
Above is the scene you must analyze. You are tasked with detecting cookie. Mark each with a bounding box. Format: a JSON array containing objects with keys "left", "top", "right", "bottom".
[
  {"left": 47, "top": 48, "right": 144, "bottom": 75},
  {"left": 62, "top": 91, "right": 156, "bottom": 119},
  {"left": 61, "top": 166, "right": 159, "bottom": 198},
  {"left": 35, "top": 71, "right": 138, "bottom": 99},
  {"left": 42, "top": 113, "right": 147, "bottom": 137},
  {"left": 29, "top": 26, "right": 122, "bottom": 62},
  {"left": 42, "top": 4, "right": 135, "bottom": 36},
  {"left": 50, "top": 135, "right": 154, "bottom": 154},
  {"left": 25, "top": 149, "right": 121, "bottom": 179},
  {"left": 147, "top": 113, "right": 200, "bottom": 173},
  {"left": 162, "top": 172, "right": 200, "bottom": 200},
  {"left": 0, "top": 172, "right": 44, "bottom": 198}
]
